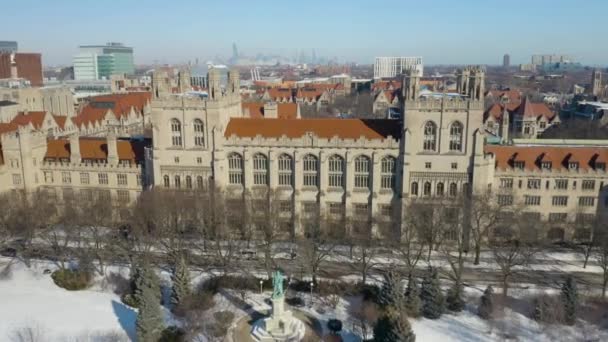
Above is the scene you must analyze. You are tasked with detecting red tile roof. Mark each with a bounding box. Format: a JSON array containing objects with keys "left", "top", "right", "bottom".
[
  {"left": 296, "top": 89, "right": 324, "bottom": 101},
  {"left": 45, "top": 138, "right": 146, "bottom": 163},
  {"left": 241, "top": 102, "right": 298, "bottom": 119},
  {"left": 0, "top": 122, "right": 18, "bottom": 135},
  {"left": 11, "top": 111, "right": 47, "bottom": 129},
  {"left": 485, "top": 145, "right": 608, "bottom": 171},
  {"left": 73, "top": 92, "right": 151, "bottom": 128},
  {"left": 52, "top": 115, "right": 67, "bottom": 130},
  {"left": 485, "top": 89, "right": 522, "bottom": 104},
  {"left": 484, "top": 98, "right": 555, "bottom": 122},
  {"left": 266, "top": 88, "right": 293, "bottom": 100},
  {"left": 225, "top": 118, "right": 401, "bottom": 140},
  {"left": 372, "top": 81, "right": 401, "bottom": 91}
]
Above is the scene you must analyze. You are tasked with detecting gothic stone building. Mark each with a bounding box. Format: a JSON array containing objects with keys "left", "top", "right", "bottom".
[{"left": 149, "top": 66, "right": 498, "bottom": 237}]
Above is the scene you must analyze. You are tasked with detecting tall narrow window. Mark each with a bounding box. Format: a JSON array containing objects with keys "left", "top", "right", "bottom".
[
  {"left": 253, "top": 153, "right": 268, "bottom": 185},
  {"left": 196, "top": 176, "right": 204, "bottom": 189},
  {"left": 423, "top": 121, "right": 437, "bottom": 151},
  {"left": 411, "top": 182, "right": 418, "bottom": 196},
  {"left": 163, "top": 175, "right": 170, "bottom": 187},
  {"left": 171, "top": 119, "right": 182, "bottom": 146},
  {"left": 186, "top": 176, "right": 192, "bottom": 189},
  {"left": 328, "top": 155, "right": 344, "bottom": 189},
  {"left": 228, "top": 153, "right": 243, "bottom": 185},
  {"left": 423, "top": 181, "right": 432, "bottom": 196},
  {"left": 436, "top": 182, "right": 444, "bottom": 196},
  {"left": 278, "top": 154, "right": 293, "bottom": 186},
  {"left": 193, "top": 119, "right": 204, "bottom": 147},
  {"left": 449, "top": 121, "right": 463, "bottom": 151},
  {"left": 303, "top": 154, "right": 318, "bottom": 188},
  {"left": 174, "top": 175, "right": 181, "bottom": 188},
  {"left": 354, "top": 155, "right": 371, "bottom": 189},
  {"left": 449, "top": 182, "right": 458, "bottom": 196},
  {"left": 381, "top": 156, "right": 396, "bottom": 190}
]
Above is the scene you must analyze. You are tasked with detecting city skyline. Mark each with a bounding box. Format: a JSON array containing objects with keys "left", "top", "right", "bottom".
[{"left": 4, "top": 0, "right": 608, "bottom": 66}]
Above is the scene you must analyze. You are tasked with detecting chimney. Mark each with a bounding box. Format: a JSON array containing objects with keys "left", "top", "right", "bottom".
[
  {"left": 107, "top": 131, "right": 118, "bottom": 164},
  {"left": 69, "top": 133, "right": 81, "bottom": 163},
  {"left": 264, "top": 102, "right": 278, "bottom": 118}
]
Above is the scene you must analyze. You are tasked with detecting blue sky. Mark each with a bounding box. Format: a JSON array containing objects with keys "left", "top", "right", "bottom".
[{"left": 4, "top": 0, "right": 607, "bottom": 66}]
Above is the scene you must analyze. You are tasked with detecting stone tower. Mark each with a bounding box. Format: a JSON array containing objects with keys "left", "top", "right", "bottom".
[
  {"left": 592, "top": 69, "right": 602, "bottom": 97},
  {"left": 456, "top": 67, "right": 470, "bottom": 96},
  {"left": 152, "top": 70, "right": 170, "bottom": 99},
  {"left": 208, "top": 67, "right": 222, "bottom": 100},
  {"left": 500, "top": 98, "right": 510, "bottom": 143},
  {"left": 467, "top": 66, "right": 486, "bottom": 101},
  {"left": 228, "top": 69, "right": 240, "bottom": 96},
  {"left": 177, "top": 68, "right": 192, "bottom": 93},
  {"left": 402, "top": 67, "right": 420, "bottom": 101}
]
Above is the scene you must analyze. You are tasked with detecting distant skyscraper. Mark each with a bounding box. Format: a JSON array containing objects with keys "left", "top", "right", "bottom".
[
  {"left": 374, "top": 57, "right": 423, "bottom": 79},
  {"left": 0, "top": 41, "right": 18, "bottom": 53},
  {"left": 312, "top": 49, "right": 317, "bottom": 64},
  {"left": 503, "top": 54, "right": 510, "bottom": 67},
  {"left": 73, "top": 42, "right": 134, "bottom": 81},
  {"left": 232, "top": 43, "right": 239, "bottom": 60}
]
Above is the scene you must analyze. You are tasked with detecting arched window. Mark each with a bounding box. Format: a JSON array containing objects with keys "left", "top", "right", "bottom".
[
  {"left": 423, "top": 181, "right": 432, "bottom": 196},
  {"left": 174, "top": 175, "right": 181, "bottom": 188},
  {"left": 381, "top": 156, "right": 396, "bottom": 190},
  {"left": 354, "top": 155, "right": 371, "bottom": 189},
  {"left": 328, "top": 155, "right": 344, "bottom": 189},
  {"left": 228, "top": 153, "right": 243, "bottom": 185},
  {"left": 278, "top": 154, "right": 293, "bottom": 187},
  {"left": 253, "top": 153, "right": 268, "bottom": 185},
  {"left": 171, "top": 119, "right": 182, "bottom": 146},
  {"left": 193, "top": 119, "right": 204, "bottom": 147},
  {"left": 423, "top": 121, "right": 437, "bottom": 151},
  {"left": 411, "top": 182, "right": 418, "bottom": 196},
  {"left": 186, "top": 176, "right": 192, "bottom": 189},
  {"left": 303, "top": 154, "right": 318, "bottom": 188},
  {"left": 436, "top": 182, "right": 444, "bottom": 196},
  {"left": 196, "top": 176, "right": 204, "bottom": 189},
  {"left": 163, "top": 175, "right": 170, "bottom": 188},
  {"left": 449, "top": 182, "right": 458, "bottom": 197},
  {"left": 449, "top": 121, "right": 463, "bottom": 151}
]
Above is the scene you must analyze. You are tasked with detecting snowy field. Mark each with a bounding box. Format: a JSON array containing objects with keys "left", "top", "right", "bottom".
[{"left": 0, "top": 257, "right": 607, "bottom": 341}]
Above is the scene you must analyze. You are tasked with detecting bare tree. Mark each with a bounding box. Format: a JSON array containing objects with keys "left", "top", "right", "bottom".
[
  {"left": 438, "top": 200, "right": 467, "bottom": 289},
  {"left": 298, "top": 210, "right": 339, "bottom": 284},
  {"left": 395, "top": 202, "right": 426, "bottom": 281},
  {"left": 570, "top": 209, "right": 600, "bottom": 269},
  {"left": 490, "top": 213, "right": 537, "bottom": 297},
  {"left": 595, "top": 225, "right": 608, "bottom": 298},
  {"left": 467, "top": 191, "right": 510, "bottom": 265},
  {"left": 78, "top": 193, "right": 116, "bottom": 276}
]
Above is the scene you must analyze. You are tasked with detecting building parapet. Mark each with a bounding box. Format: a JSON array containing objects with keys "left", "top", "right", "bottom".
[
  {"left": 405, "top": 98, "right": 484, "bottom": 111},
  {"left": 223, "top": 133, "right": 400, "bottom": 149},
  {"left": 41, "top": 161, "right": 142, "bottom": 172}
]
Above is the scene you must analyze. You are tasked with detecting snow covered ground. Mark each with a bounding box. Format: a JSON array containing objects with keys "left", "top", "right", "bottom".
[{"left": 0, "top": 257, "right": 606, "bottom": 342}]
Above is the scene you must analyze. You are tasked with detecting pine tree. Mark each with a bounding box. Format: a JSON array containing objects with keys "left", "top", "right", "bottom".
[
  {"left": 477, "top": 285, "right": 494, "bottom": 320},
  {"left": 404, "top": 276, "right": 421, "bottom": 317},
  {"left": 136, "top": 265, "right": 164, "bottom": 342},
  {"left": 446, "top": 283, "right": 465, "bottom": 312},
  {"left": 561, "top": 276, "right": 578, "bottom": 325},
  {"left": 373, "top": 307, "right": 416, "bottom": 342},
  {"left": 379, "top": 270, "right": 402, "bottom": 308},
  {"left": 420, "top": 267, "right": 445, "bottom": 319},
  {"left": 170, "top": 254, "right": 191, "bottom": 309},
  {"left": 135, "top": 263, "right": 161, "bottom": 305}
]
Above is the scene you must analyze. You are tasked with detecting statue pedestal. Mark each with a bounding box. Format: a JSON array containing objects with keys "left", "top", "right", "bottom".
[{"left": 251, "top": 296, "right": 305, "bottom": 342}]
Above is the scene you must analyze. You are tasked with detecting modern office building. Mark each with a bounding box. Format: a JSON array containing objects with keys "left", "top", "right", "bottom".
[
  {"left": 503, "top": 54, "right": 510, "bottom": 67},
  {"left": 373, "top": 56, "right": 423, "bottom": 79},
  {"left": 531, "top": 54, "right": 573, "bottom": 66},
  {"left": 73, "top": 42, "right": 134, "bottom": 81},
  {"left": 0, "top": 41, "right": 18, "bottom": 53}
]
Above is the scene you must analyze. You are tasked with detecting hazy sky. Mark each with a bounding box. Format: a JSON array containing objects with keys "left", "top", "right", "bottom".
[{"left": 4, "top": 0, "right": 607, "bottom": 66}]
